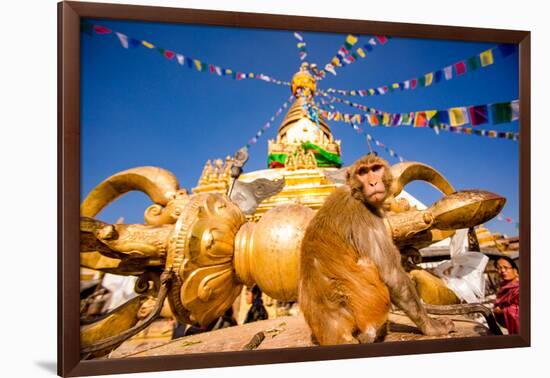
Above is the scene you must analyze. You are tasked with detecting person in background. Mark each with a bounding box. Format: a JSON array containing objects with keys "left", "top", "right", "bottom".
[
  {"left": 493, "top": 256, "right": 520, "bottom": 334},
  {"left": 244, "top": 285, "right": 268, "bottom": 323}
]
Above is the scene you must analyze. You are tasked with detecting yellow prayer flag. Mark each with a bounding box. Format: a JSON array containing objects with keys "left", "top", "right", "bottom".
[
  {"left": 368, "top": 89, "right": 376, "bottom": 95},
  {"left": 480, "top": 49, "right": 494, "bottom": 67},
  {"left": 392, "top": 83, "right": 400, "bottom": 89},
  {"left": 356, "top": 48, "right": 366, "bottom": 58},
  {"left": 346, "top": 34, "right": 358, "bottom": 45},
  {"left": 382, "top": 113, "right": 390, "bottom": 125},
  {"left": 248, "top": 73, "right": 254, "bottom": 78},
  {"left": 193, "top": 59, "right": 202, "bottom": 71},
  {"left": 425, "top": 72, "right": 434, "bottom": 86},
  {"left": 425, "top": 110, "right": 437, "bottom": 121},
  {"left": 142, "top": 40, "right": 154, "bottom": 49},
  {"left": 331, "top": 57, "right": 340, "bottom": 66},
  {"left": 449, "top": 107, "right": 467, "bottom": 126}
]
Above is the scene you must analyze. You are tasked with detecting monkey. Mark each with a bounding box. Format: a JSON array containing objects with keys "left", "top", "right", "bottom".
[{"left": 299, "top": 154, "right": 455, "bottom": 345}]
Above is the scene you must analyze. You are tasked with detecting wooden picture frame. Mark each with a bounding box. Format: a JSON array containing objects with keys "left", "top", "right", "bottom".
[{"left": 58, "top": 1, "right": 530, "bottom": 376}]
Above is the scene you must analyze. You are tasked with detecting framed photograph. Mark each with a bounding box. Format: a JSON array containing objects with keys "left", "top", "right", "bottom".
[{"left": 59, "top": 1, "right": 530, "bottom": 376}]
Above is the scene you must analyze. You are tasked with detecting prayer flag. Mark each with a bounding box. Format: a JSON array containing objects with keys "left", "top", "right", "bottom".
[
  {"left": 346, "top": 34, "right": 358, "bottom": 45},
  {"left": 115, "top": 32, "right": 129, "bottom": 48},
  {"left": 403, "top": 80, "right": 410, "bottom": 89},
  {"left": 418, "top": 76, "right": 426, "bottom": 87},
  {"left": 443, "top": 66, "right": 453, "bottom": 80},
  {"left": 491, "top": 102, "right": 513, "bottom": 124},
  {"left": 142, "top": 40, "right": 154, "bottom": 49},
  {"left": 93, "top": 25, "right": 112, "bottom": 34},
  {"left": 411, "top": 78, "right": 417, "bottom": 89},
  {"left": 382, "top": 113, "right": 390, "bottom": 126},
  {"left": 193, "top": 59, "right": 202, "bottom": 71},
  {"left": 425, "top": 110, "right": 437, "bottom": 124},
  {"left": 129, "top": 38, "right": 141, "bottom": 48},
  {"left": 498, "top": 44, "right": 516, "bottom": 58},
  {"left": 164, "top": 50, "right": 175, "bottom": 60},
  {"left": 467, "top": 56, "right": 481, "bottom": 71},
  {"left": 425, "top": 72, "right": 434, "bottom": 86},
  {"left": 468, "top": 105, "right": 489, "bottom": 126},
  {"left": 325, "top": 64, "right": 336, "bottom": 75},
  {"left": 294, "top": 32, "right": 304, "bottom": 41},
  {"left": 401, "top": 113, "right": 412, "bottom": 125},
  {"left": 511, "top": 100, "right": 520, "bottom": 121},
  {"left": 414, "top": 112, "right": 427, "bottom": 127},
  {"left": 357, "top": 48, "right": 366, "bottom": 58},
  {"left": 375, "top": 35, "right": 388, "bottom": 44},
  {"left": 176, "top": 54, "right": 185, "bottom": 65},
  {"left": 364, "top": 44, "right": 374, "bottom": 52},
  {"left": 454, "top": 61, "right": 466, "bottom": 75},
  {"left": 368, "top": 38, "right": 377, "bottom": 45},
  {"left": 480, "top": 49, "right": 494, "bottom": 66},
  {"left": 434, "top": 70, "right": 443, "bottom": 83},
  {"left": 449, "top": 107, "right": 469, "bottom": 126}
]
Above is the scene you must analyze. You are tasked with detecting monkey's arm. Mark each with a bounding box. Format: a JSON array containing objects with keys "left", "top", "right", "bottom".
[
  {"left": 354, "top": 223, "right": 453, "bottom": 336},
  {"left": 378, "top": 248, "right": 454, "bottom": 335}
]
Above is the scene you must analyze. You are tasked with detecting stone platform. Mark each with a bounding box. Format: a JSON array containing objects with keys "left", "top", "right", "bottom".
[{"left": 108, "top": 312, "right": 491, "bottom": 359}]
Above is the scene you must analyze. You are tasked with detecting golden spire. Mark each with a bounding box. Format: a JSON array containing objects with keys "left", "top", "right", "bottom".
[{"left": 267, "top": 63, "right": 341, "bottom": 167}]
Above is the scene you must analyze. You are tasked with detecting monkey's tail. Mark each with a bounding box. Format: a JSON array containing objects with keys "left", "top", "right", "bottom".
[{"left": 423, "top": 303, "right": 503, "bottom": 335}]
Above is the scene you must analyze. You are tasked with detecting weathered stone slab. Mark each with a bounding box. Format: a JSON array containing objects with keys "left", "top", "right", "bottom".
[{"left": 109, "top": 313, "right": 490, "bottom": 359}]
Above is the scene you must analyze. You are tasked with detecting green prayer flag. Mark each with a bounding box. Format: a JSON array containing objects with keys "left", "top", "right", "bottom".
[
  {"left": 491, "top": 102, "right": 513, "bottom": 124},
  {"left": 467, "top": 56, "right": 481, "bottom": 71},
  {"left": 418, "top": 76, "right": 426, "bottom": 87}
]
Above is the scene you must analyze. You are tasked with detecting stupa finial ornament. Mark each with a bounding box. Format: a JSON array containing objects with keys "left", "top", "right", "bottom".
[{"left": 291, "top": 62, "right": 317, "bottom": 96}]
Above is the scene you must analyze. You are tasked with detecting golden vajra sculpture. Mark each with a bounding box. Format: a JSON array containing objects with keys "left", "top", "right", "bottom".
[
  {"left": 79, "top": 64, "right": 506, "bottom": 353},
  {"left": 80, "top": 159, "right": 505, "bottom": 353}
]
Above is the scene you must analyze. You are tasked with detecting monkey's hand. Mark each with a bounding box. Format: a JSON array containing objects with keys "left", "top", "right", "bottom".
[{"left": 422, "top": 317, "right": 455, "bottom": 336}]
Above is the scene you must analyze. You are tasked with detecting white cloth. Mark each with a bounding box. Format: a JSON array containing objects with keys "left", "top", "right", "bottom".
[{"left": 433, "top": 229, "right": 488, "bottom": 303}]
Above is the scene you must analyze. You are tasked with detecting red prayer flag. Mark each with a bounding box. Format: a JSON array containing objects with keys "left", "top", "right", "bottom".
[
  {"left": 375, "top": 35, "right": 388, "bottom": 44},
  {"left": 93, "top": 25, "right": 112, "bottom": 35},
  {"left": 411, "top": 79, "right": 417, "bottom": 89},
  {"left": 164, "top": 50, "right": 175, "bottom": 60},
  {"left": 209, "top": 64, "right": 215, "bottom": 73},
  {"left": 454, "top": 61, "right": 467, "bottom": 75}
]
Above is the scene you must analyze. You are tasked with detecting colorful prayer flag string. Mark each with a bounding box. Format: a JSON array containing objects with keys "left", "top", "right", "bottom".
[
  {"left": 324, "top": 44, "right": 517, "bottom": 96},
  {"left": 317, "top": 90, "right": 386, "bottom": 115},
  {"left": 293, "top": 32, "right": 308, "bottom": 62},
  {"left": 84, "top": 21, "right": 291, "bottom": 87},
  {"left": 316, "top": 96, "right": 519, "bottom": 134},
  {"left": 316, "top": 100, "right": 405, "bottom": 161},
  {"left": 319, "top": 34, "right": 390, "bottom": 78},
  {"left": 243, "top": 96, "right": 295, "bottom": 150}
]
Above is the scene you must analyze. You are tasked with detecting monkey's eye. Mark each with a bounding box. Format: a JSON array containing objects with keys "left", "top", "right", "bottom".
[
  {"left": 357, "top": 166, "right": 369, "bottom": 175},
  {"left": 370, "top": 164, "right": 383, "bottom": 172}
]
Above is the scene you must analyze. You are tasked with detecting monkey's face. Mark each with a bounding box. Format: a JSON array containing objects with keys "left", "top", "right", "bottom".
[{"left": 355, "top": 163, "right": 387, "bottom": 206}]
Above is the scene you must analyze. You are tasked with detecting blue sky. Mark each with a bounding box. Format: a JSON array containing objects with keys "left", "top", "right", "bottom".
[{"left": 80, "top": 18, "right": 519, "bottom": 236}]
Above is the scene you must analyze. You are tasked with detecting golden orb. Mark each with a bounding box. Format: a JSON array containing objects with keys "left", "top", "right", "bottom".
[{"left": 234, "top": 203, "right": 315, "bottom": 301}]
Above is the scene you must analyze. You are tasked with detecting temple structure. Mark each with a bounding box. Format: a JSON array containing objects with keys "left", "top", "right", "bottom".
[{"left": 193, "top": 63, "right": 347, "bottom": 220}]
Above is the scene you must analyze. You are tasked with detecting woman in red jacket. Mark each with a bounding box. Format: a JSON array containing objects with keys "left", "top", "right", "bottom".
[{"left": 493, "top": 256, "right": 520, "bottom": 334}]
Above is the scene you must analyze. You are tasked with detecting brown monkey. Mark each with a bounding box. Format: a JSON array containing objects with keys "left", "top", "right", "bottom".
[{"left": 299, "top": 154, "right": 454, "bottom": 345}]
